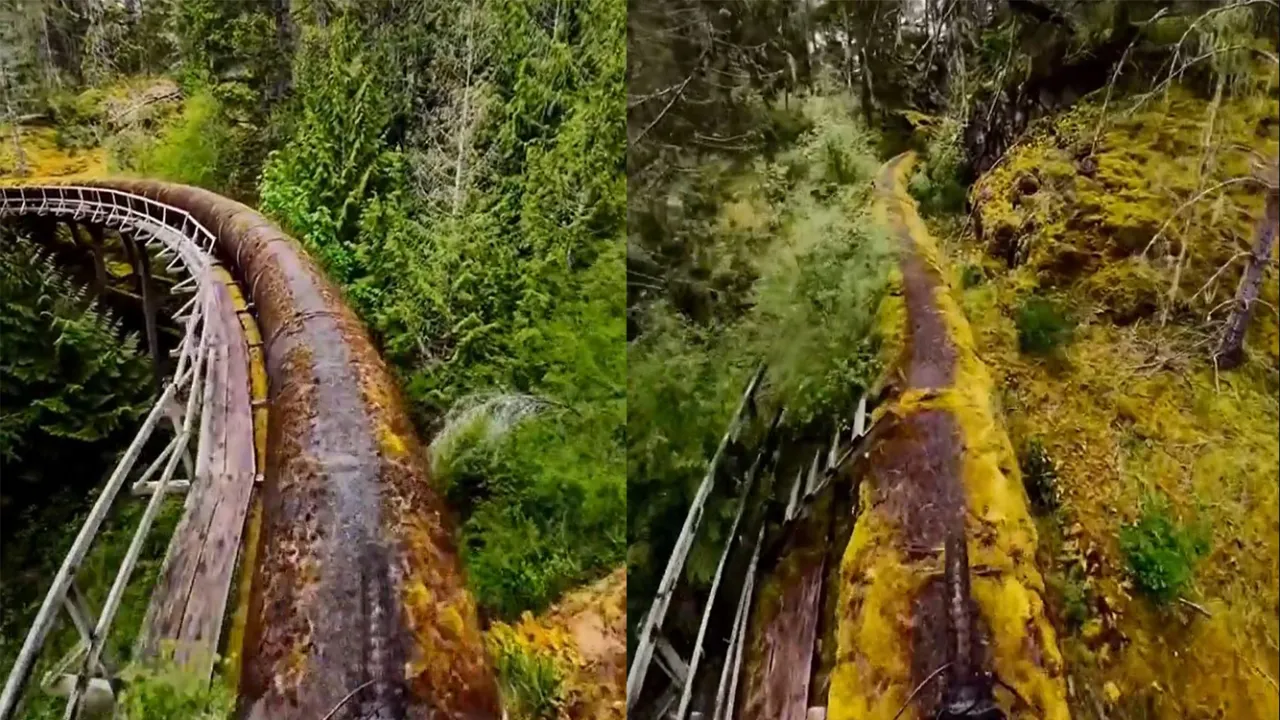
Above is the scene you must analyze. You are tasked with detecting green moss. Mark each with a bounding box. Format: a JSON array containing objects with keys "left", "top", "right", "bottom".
[{"left": 1083, "top": 257, "right": 1163, "bottom": 323}]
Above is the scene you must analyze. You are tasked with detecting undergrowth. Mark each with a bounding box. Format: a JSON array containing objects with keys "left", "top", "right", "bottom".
[
  {"left": 116, "top": 662, "right": 235, "bottom": 720},
  {"left": 956, "top": 76, "right": 1279, "bottom": 719},
  {"left": 1019, "top": 436, "right": 1060, "bottom": 514},
  {"left": 488, "top": 629, "right": 567, "bottom": 720}
]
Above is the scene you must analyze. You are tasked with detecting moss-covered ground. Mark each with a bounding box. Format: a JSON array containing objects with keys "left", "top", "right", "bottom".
[{"left": 931, "top": 84, "right": 1279, "bottom": 719}]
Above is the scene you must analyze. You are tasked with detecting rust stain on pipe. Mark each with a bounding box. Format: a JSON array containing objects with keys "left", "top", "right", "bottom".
[{"left": 85, "top": 179, "right": 502, "bottom": 720}]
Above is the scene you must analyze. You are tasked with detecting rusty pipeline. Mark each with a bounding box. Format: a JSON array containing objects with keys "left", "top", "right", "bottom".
[{"left": 84, "top": 179, "right": 502, "bottom": 720}]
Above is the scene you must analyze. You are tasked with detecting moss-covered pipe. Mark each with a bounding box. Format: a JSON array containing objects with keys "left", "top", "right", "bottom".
[
  {"left": 83, "top": 179, "right": 502, "bottom": 720},
  {"left": 827, "top": 155, "right": 1069, "bottom": 720}
]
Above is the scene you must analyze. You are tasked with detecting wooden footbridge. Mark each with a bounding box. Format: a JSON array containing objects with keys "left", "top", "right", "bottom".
[{"left": 0, "top": 183, "right": 502, "bottom": 719}]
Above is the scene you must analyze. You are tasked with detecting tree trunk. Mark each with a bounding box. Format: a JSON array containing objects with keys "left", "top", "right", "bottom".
[
  {"left": 121, "top": 233, "right": 164, "bottom": 389},
  {"left": 1216, "top": 187, "right": 1279, "bottom": 369},
  {"left": 269, "top": 0, "right": 295, "bottom": 101},
  {"left": 453, "top": 0, "right": 478, "bottom": 215},
  {"left": 86, "top": 224, "right": 108, "bottom": 297},
  {"left": 66, "top": 220, "right": 108, "bottom": 297}
]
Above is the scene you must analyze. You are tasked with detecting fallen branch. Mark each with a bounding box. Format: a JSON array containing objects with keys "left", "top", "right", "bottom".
[
  {"left": 1141, "top": 177, "right": 1260, "bottom": 258},
  {"left": 1090, "top": 7, "right": 1171, "bottom": 154},
  {"left": 1178, "top": 597, "right": 1212, "bottom": 618},
  {"left": 1191, "top": 251, "right": 1251, "bottom": 304}
]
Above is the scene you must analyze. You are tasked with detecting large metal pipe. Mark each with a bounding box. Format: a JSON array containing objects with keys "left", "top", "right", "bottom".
[{"left": 83, "top": 179, "right": 502, "bottom": 720}]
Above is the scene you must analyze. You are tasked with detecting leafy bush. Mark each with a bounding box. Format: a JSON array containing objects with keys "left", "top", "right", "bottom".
[
  {"left": 1016, "top": 295, "right": 1075, "bottom": 355},
  {"left": 753, "top": 213, "right": 892, "bottom": 425},
  {"left": 961, "top": 263, "right": 985, "bottom": 288},
  {"left": 1019, "top": 437, "right": 1060, "bottom": 513},
  {"left": 112, "top": 91, "right": 232, "bottom": 190},
  {"left": 1120, "top": 495, "right": 1210, "bottom": 604}
]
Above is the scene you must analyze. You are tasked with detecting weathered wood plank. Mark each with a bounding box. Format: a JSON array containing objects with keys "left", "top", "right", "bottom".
[
  {"left": 173, "top": 280, "right": 256, "bottom": 675},
  {"left": 138, "top": 275, "right": 257, "bottom": 674}
]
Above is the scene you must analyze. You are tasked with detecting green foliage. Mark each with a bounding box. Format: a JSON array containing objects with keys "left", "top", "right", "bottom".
[
  {"left": 1020, "top": 436, "right": 1060, "bottom": 513},
  {"left": 1016, "top": 295, "right": 1075, "bottom": 356},
  {"left": 0, "top": 234, "right": 152, "bottom": 501},
  {"left": 754, "top": 217, "right": 891, "bottom": 425},
  {"left": 961, "top": 263, "right": 986, "bottom": 288},
  {"left": 627, "top": 97, "right": 893, "bottom": 637},
  {"left": 117, "top": 663, "right": 235, "bottom": 720},
  {"left": 171, "top": 0, "right": 283, "bottom": 91},
  {"left": 1120, "top": 495, "right": 1210, "bottom": 605},
  {"left": 260, "top": 0, "right": 626, "bottom": 618},
  {"left": 112, "top": 91, "right": 232, "bottom": 190},
  {"left": 1, "top": 490, "right": 184, "bottom": 717},
  {"left": 45, "top": 88, "right": 106, "bottom": 149},
  {"left": 908, "top": 115, "right": 967, "bottom": 216},
  {"left": 1057, "top": 565, "right": 1093, "bottom": 630},
  {"left": 491, "top": 639, "right": 565, "bottom": 720}
]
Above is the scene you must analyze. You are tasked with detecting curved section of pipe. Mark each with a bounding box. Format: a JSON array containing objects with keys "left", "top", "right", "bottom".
[{"left": 80, "top": 179, "right": 502, "bottom": 720}]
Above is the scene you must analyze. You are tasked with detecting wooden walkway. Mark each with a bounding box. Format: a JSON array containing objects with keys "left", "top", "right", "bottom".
[{"left": 136, "top": 265, "right": 264, "bottom": 678}]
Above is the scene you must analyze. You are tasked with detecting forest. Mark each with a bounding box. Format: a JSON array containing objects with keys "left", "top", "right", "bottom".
[
  {"left": 2, "top": 0, "right": 623, "bottom": 718},
  {"left": 626, "top": 1, "right": 1277, "bottom": 719},
  {"left": 1, "top": 0, "right": 1278, "bottom": 718}
]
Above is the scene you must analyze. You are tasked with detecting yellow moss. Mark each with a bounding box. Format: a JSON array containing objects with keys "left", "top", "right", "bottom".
[
  {"left": 971, "top": 87, "right": 1278, "bottom": 324},
  {"left": 953, "top": 102, "right": 1279, "bottom": 717},
  {"left": 220, "top": 263, "right": 269, "bottom": 692},
  {"left": 831, "top": 155, "right": 1068, "bottom": 720},
  {"left": 379, "top": 422, "right": 410, "bottom": 458},
  {"left": 0, "top": 126, "right": 108, "bottom": 184}
]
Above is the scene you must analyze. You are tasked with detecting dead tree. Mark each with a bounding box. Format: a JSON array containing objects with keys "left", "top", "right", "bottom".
[{"left": 1216, "top": 178, "right": 1279, "bottom": 369}]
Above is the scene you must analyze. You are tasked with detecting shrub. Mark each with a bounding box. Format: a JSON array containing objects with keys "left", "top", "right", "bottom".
[
  {"left": 753, "top": 215, "right": 893, "bottom": 425},
  {"left": 1120, "top": 495, "right": 1210, "bottom": 604},
  {"left": 125, "top": 91, "right": 232, "bottom": 190},
  {"left": 1016, "top": 295, "right": 1075, "bottom": 355},
  {"left": 0, "top": 234, "right": 152, "bottom": 514},
  {"left": 1019, "top": 437, "right": 1060, "bottom": 513}
]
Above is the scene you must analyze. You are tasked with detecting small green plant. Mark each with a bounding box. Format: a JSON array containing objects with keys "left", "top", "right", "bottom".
[
  {"left": 1119, "top": 495, "right": 1210, "bottom": 605},
  {"left": 961, "top": 263, "right": 985, "bottom": 289},
  {"left": 1016, "top": 296, "right": 1074, "bottom": 355},
  {"left": 1019, "top": 437, "right": 1060, "bottom": 513},
  {"left": 116, "top": 660, "right": 235, "bottom": 720},
  {"left": 1059, "top": 567, "right": 1092, "bottom": 629},
  {"left": 492, "top": 642, "right": 565, "bottom": 720}
]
